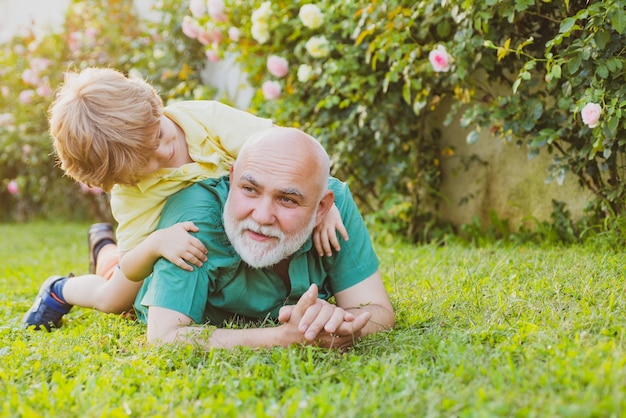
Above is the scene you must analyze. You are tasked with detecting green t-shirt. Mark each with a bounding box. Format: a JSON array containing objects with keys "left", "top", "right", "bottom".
[{"left": 134, "top": 176, "right": 379, "bottom": 326}]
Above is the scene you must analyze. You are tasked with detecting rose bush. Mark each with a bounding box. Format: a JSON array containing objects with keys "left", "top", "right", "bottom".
[
  {"left": 0, "top": 0, "right": 208, "bottom": 221},
  {"left": 357, "top": 0, "right": 625, "bottom": 221},
  {"left": 177, "top": 0, "right": 625, "bottom": 240}
]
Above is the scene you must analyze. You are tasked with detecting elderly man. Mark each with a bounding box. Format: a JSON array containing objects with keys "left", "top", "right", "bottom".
[{"left": 135, "top": 127, "right": 395, "bottom": 349}]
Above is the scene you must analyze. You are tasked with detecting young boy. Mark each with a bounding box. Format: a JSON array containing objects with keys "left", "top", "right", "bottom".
[{"left": 23, "top": 67, "right": 347, "bottom": 331}]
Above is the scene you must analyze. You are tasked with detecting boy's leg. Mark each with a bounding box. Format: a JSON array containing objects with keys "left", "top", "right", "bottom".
[
  {"left": 95, "top": 243, "right": 119, "bottom": 280},
  {"left": 23, "top": 223, "right": 141, "bottom": 330},
  {"left": 61, "top": 235, "right": 143, "bottom": 313}
]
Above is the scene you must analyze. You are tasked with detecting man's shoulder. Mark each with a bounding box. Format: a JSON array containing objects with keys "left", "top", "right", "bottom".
[
  {"left": 164, "top": 176, "right": 230, "bottom": 212},
  {"left": 327, "top": 177, "right": 352, "bottom": 210},
  {"left": 328, "top": 177, "right": 347, "bottom": 194}
]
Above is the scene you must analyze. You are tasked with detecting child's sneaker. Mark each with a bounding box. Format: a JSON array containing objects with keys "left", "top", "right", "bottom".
[
  {"left": 22, "top": 275, "right": 73, "bottom": 331},
  {"left": 88, "top": 223, "right": 115, "bottom": 274}
]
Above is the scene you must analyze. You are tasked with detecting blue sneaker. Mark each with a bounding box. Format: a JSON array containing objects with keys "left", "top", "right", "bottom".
[{"left": 23, "top": 275, "right": 74, "bottom": 331}]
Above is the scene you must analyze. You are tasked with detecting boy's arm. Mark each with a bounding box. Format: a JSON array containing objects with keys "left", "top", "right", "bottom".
[
  {"left": 120, "top": 222, "right": 208, "bottom": 282},
  {"left": 312, "top": 203, "right": 349, "bottom": 256}
]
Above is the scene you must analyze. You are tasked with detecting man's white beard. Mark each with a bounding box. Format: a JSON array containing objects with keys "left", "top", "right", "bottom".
[{"left": 223, "top": 196, "right": 316, "bottom": 269}]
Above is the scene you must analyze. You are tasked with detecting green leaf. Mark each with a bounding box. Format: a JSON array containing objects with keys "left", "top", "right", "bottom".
[
  {"left": 611, "top": 6, "right": 626, "bottom": 34},
  {"left": 559, "top": 17, "right": 577, "bottom": 33},
  {"left": 567, "top": 55, "right": 581, "bottom": 74},
  {"left": 530, "top": 137, "right": 547, "bottom": 148},
  {"left": 596, "top": 65, "right": 609, "bottom": 79},
  {"left": 437, "top": 20, "right": 451, "bottom": 37},
  {"left": 595, "top": 31, "right": 610, "bottom": 49},
  {"left": 402, "top": 82, "right": 411, "bottom": 105},
  {"left": 608, "top": 115, "right": 619, "bottom": 134}
]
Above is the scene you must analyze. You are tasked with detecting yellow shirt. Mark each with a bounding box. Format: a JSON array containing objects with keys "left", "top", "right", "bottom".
[{"left": 110, "top": 100, "right": 273, "bottom": 252}]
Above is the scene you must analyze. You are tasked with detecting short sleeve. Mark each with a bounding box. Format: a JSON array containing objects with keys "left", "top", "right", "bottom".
[
  {"left": 134, "top": 178, "right": 234, "bottom": 324},
  {"left": 323, "top": 178, "right": 379, "bottom": 293}
]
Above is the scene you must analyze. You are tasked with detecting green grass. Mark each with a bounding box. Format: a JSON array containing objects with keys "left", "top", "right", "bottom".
[{"left": 2, "top": 223, "right": 626, "bottom": 417}]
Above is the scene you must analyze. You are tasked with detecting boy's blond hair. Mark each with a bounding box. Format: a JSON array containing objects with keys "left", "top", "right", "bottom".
[{"left": 49, "top": 67, "right": 163, "bottom": 191}]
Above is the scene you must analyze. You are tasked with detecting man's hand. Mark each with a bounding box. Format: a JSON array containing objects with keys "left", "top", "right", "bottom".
[
  {"left": 152, "top": 222, "right": 208, "bottom": 271},
  {"left": 278, "top": 284, "right": 371, "bottom": 349}
]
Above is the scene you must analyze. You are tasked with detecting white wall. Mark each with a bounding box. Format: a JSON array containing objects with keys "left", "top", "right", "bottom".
[{"left": 0, "top": 0, "right": 71, "bottom": 42}]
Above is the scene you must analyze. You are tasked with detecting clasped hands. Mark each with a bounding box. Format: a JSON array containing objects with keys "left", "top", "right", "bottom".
[{"left": 277, "top": 284, "right": 371, "bottom": 349}]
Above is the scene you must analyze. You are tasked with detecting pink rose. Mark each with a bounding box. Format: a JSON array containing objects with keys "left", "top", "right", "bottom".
[
  {"left": 189, "top": 0, "right": 206, "bottom": 18},
  {"left": 228, "top": 27, "right": 241, "bottom": 42},
  {"left": 7, "top": 180, "right": 18, "bottom": 195},
  {"left": 22, "top": 68, "right": 39, "bottom": 85},
  {"left": 207, "top": 0, "right": 228, "bottom": 22},
  {"left": 262, "top": 80, "right": 281, "bottom": 100},
  {"left": 19, "top": 90, "right": 35, "bottom": 104},
  {"left": 429, "top": 45, "right": 452, "bottom": 72},
  {"left": 581, "top": 102, "right": 601, "bottom": 128},
  {"left": 84, "top": 27, "right": 98, "bottom": 39},
  {"left": 0, "top": 113, "right": 14, "bottom": 127},
  {"left": 197, "top": 27, "right": 222, "bottom": 46},
  {"left": 205, "top": 49, "right": 220, "bottom": 63},
  {"left": 68, "top": 31, "right": 82, "bottom": 52},
  {"left": 36, "top": 83, "right": 52, "bottom": 97},
  {"left": 181, "top": 16, "right": 200, "bottom": 39},
  {"left": 266, "top": 55, "right": 289, "bottom": 78},
  {"left": 30, "top": 58, "right": 51, "bottom": 71}
]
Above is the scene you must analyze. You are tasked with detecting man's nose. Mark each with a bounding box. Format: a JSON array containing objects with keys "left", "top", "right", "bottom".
[{"left": 251, "top": 197, "right": 275, "bottom": 225}]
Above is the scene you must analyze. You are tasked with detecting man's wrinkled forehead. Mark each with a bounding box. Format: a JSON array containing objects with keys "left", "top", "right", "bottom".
[{"left": 238, "top": 172, "right": 306, "bottom": 199}]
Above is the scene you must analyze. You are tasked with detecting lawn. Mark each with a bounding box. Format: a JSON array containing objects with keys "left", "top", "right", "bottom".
[{"left": 1, "top": 222, "right": 625, "bottom": 417}]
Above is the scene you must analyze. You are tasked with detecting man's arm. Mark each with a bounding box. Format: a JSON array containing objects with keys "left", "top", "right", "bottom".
[
  {"left": 334, "top": 270, "right": 395, "bottom": 336},
  {"left": 146, "top": 285, "right": 335, "bottom": 349},
  {"left": 279, "top": 270, "right": 395, "bottom": 349}
]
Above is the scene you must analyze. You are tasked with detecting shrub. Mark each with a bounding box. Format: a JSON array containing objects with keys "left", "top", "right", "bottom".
[
  {"left": 0, "top": 0, "right": 209, "bottom": 221},
  {"left": 1, "top": 0, "right": 624, "bottom": 244},
  {"left": 182, "top": 0, "right": 626, "bottom": 241},
  {"left": 360, "top": 0, "right": 626, "bottom": 222}
]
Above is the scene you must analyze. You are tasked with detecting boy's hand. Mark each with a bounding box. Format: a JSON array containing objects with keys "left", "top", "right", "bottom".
[
  {"left": 155, "top": 222, "right": 208, "bottom": 271},
  {"left": 312, "top": 203, "right": 349, "bottom": 256}
]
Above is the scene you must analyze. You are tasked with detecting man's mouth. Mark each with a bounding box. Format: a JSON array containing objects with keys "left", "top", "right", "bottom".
[{"left": 245, "top": 229, "right": 277, "bottom": 242}]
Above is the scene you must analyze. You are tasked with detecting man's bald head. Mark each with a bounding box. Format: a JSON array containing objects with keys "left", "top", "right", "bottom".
[{"left": 235, "top": 127, "right": 330, "bottom": 198}]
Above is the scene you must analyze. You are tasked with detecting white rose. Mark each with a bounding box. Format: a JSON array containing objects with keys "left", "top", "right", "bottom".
[
  {"left": 299, "top": 4, "right": 324, "bottom": 29},
  {"left": 252, "top": 1, "right": 272, "bottom": 25},
  {"left": 297, "top": 64, "right": 313, "bottom": 82},
  {"left": 251, "top": 22, "right": 270, "bottom": 44},
  {"left": 305, "top": 36, "right": 329, "bottom": 58}
]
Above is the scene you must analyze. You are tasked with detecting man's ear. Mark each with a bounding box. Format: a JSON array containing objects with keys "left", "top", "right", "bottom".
[{"left": 314, "top": 190, "right": 335, "bottom": 226}]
